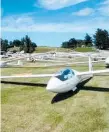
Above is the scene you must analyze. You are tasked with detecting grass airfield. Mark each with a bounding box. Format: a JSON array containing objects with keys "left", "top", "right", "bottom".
[{"left": 1, "top": 61, "right": 109, "bottom": 132}]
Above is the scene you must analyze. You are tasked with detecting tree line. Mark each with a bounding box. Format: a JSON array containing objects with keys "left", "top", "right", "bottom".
[
  {"left": 1, "top": 35, "right": 37, "bottom": 53},
  {"left": 61, "top": 28, "right": 109, "bottom": 50}
]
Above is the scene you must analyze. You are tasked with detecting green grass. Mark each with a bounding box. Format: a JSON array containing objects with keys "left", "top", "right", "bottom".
[
  {"left": 34, "top": 46, "right": 72, "bottom": 53},
  {"left": 7, "top": 46, "right": 72, "bottom": 53},
  {"left": 1, "top": 62, "right": 109, "bottom": 132},
  {"left": 75, "top": 47, "right": 96, "bottom": 52},
  {"left": 8, "top": 46, "right": 96, "bottom": 53},
  {"left": 34, "top": 46, "right": 55, "bottom": 53}
]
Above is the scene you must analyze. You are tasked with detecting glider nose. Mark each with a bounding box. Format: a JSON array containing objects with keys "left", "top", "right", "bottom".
[
  {"left": 46, "top": 84, "right": 52, "bottom": 91},
  {"left": 46, "top": 78, "right": 56, "bottom": 92},
  {"left": 46, "top": 77, "right": 62, "bottom": 93}
]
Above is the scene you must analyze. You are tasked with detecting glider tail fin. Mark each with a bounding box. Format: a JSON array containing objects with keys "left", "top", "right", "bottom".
[
  {"left": 89, "top": 55, "right": 93, "bottom": 72},
  {"left": 17, "top": 60, "right": 23, "bottom": 66}
]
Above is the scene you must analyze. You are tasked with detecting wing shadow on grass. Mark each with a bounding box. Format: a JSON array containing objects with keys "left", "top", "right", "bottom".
[
  {"left": 1, "top": 81, "right": 47, "bottom": 87},
  {"left": 51, "top": 86, "right": 109, "bottom": 104},
  {"left": 81, "top": 86, "right": 109, "bottom": 92},
  {"left": 1, "top": 80, "right": 109, "bottom": 104}
]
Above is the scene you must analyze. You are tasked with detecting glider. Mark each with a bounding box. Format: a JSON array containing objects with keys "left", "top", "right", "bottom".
[{"left": 1, "top": 56, "right": 109, "bottom": 93}]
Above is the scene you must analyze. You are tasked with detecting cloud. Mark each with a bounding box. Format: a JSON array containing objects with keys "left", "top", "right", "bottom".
[
  {"left": 72, "top": 8, "right": 94, "bottom": 16},
  {"left": 1, "top": 14, "right": 109, "bottom": 33},
  {"left": 1, "top": 16, "right": 89, "bottom": 32},
  {"left": 100, "top": 0, "right": 109, "bottom": 5},
  {"left": 98, "top": 0, "right": 109, "bottom": 16},
  {"left": 36, "top": 0, "right": 88, "bottom": 10}
]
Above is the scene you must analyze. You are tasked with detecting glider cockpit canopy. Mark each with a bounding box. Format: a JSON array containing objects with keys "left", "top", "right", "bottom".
[{"left": 56, "top": 68, "right": 75, "bottom": 81}]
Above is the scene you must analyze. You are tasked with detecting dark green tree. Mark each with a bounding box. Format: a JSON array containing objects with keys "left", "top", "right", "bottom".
[
  {"left": 61, "top": 41, "right": 69, "bottom": 48},
  {"left": 13, "top": 39, "right": 21, "bottom": 47},
  {"left": 93, "top": 29, "right": 109, "bottom": 49},
  {"left": 68, "top": 38, "right": 77, "bottom": 48},
  {"left": 1, "top": 39, "right": 9, "bottom": 51},
  {"left": 20, "top": 38, "right": 25, "bottom": 51},
  {"left": 9, "top": 41, "right": 14, "bottom": 47},
  {"left": 20, "top": 35, "right": 37, "bottom": 53},
  {"left": 84, "top": 33, "right": 92, "bottom": 47},
  {"left": 24, "top": 35, "right": 31, "bottom": 53},
  {"left": 76, "top": 39, "right": 85, "bottom": 47},
  {"left": 32, "top": 42, "right": 37, "bottom": 51},
  {"left": 103, "top": 30, "right": 109, "bottom": 49}
]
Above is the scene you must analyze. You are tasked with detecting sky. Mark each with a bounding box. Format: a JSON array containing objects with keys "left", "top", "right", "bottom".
[{"left": 1, "top": 0, "right": 109, "bottom": 47}]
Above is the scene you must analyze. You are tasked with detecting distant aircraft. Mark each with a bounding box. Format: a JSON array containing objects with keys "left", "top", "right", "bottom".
[
  {"left": 92, "top": 56, "right": 109, "bottom": 67},
  {"left": 105, "top": 57, "right": 109, "bottom": 67},
  {"left": 1, "top": 56, "right": 109, "bottom": 93},
  {"left": 76, "top": 53, "right": 109, "bottom": 68},
  {"left": 0, "top": 58, "right": 23, "bottom": 68}
]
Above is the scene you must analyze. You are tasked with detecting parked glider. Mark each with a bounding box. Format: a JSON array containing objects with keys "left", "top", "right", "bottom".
[
  {"left": 0, "top": 58, "right": 23, "bottom": 68},
  {"left": 105, "top": 57, "right": 109, "bottom": 66},
  {"left": 1, "top": 57, "right": 109, "bottom": 93}
]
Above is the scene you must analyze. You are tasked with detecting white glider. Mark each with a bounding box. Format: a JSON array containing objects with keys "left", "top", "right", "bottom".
[
  {"left": 1, "top": 56, "right": 109, "bottom": 93},
  {"left": 105, "top": 57, "right": 109, "bottom": 66},
  {"left": 0, "top": 57, "right": 24, "bottom": 68}
]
